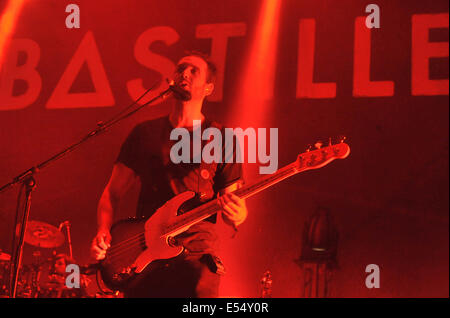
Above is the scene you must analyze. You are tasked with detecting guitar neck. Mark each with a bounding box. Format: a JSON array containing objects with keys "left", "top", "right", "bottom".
[
  {"left": 163, "top": 162, "right": 299, "bottom": 236},
  {"left": 163, "top": 141, "right": 350, "bottom": 237},
  {"left": 234, "top": 162, "right": 298, "bottom": 199}
]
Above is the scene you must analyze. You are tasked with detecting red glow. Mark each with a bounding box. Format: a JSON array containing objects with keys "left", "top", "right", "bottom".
[
  {"left": 221, "top": 0, "right": 282, "bottom": 298},
  {"left": 0, "top": 0, "right": 26, "bottom": 68},
  {"left": 228, "top": 0, "right": 282, "bottom": 156},
  {"left": 233, "top": 0, "right": 281, "bottom": 114}
]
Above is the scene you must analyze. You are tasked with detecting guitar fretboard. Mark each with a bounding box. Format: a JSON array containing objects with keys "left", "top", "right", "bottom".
[
  {"left": 162, "top": 142, "right": 350, "bottom": 237},
  {"left": 162, "top": 162, "right": 299, "bottom": 236}
]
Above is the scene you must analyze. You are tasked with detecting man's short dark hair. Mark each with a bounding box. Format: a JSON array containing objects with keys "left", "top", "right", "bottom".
[{"left": 183, "top": 50, "right": 217, "bottom": 83}]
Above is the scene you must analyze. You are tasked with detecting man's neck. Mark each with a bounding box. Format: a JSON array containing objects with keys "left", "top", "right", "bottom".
[{"left": 169, "top": 100, "right": 205, "bottom": 128}]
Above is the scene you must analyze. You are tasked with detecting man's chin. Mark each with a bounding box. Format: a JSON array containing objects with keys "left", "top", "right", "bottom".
[{"left": 173, "top": 88, "right": 192, "bottom": 101}]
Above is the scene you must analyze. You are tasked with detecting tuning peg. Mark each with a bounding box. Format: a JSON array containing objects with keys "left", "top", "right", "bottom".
[
  {"left": 306, "top": 144, "right": 313, "bottom": 152},
  {"left": 314, "top": 141, "right": 323, "bottom": 149},
  {"left": 328, "top": 137, "right": 332, "bottom": 146},
  {"left": 339, "top": 135, "right": 347, "bottom": 143}
]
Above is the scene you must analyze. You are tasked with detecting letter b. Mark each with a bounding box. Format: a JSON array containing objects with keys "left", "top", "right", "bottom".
[{"left": 0, "top": 39, "right": 41, "bottom": 110}]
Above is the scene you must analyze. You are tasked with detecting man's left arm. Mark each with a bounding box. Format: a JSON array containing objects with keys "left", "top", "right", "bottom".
[{"left": 218, "top": 182, "right": 248, "bottom": 227}]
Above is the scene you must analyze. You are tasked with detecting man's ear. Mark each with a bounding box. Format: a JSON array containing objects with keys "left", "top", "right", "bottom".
[{"left": 205, "top": 82, "right": 214, "bottom": 96}]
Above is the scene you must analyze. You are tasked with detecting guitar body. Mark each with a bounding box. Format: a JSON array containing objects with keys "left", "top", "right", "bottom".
[{"left": 99, "top": 192, "right": 196, "bottom": 291}]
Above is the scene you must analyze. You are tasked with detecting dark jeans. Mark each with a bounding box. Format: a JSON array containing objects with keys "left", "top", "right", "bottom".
[{"left": 123, "top": 254, "right": 221, "bottom": 298}]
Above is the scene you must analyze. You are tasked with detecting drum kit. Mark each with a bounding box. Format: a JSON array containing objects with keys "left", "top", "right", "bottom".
[{"left": 0, "top": 220, "right": 93, "bottom": 298}]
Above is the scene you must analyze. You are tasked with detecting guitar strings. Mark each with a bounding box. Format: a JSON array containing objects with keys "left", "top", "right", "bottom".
[
  {"left": 108, "top": 232, "right": 145, "bottom": 251},
  {"left": 106, "top": 234, "right": 145, "bottom": 258},
  {"left": 106, "top": 240, "right": 145, "bottom": 261},
  {"left": 106, "top": 237, "right": 150, "bottom": 261},
  {"left": 106, "top": 200, "right": 218, "bottom": 253},
  {"left": 109, "top": 199, "right": 221, "bottom": 251},
  {"left": 104, "top": 166, "right": 298, "bottom": 260},
  {"left": 105, "top": 207, "right": 214, "bottom": 259},
  {"left": 105, "top": 203, "right": 220, "bottom": 259},
  {"left": 106, "top": 213, "right": 211, "bottom": 259}
]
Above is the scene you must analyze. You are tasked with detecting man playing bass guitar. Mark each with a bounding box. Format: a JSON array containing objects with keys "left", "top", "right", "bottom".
[{"left": 90, "top": 52, "right": 248, "bottom": 298}]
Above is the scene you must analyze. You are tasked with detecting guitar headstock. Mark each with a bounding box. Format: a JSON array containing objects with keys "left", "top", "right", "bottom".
[{"left": 294, "top": 137, "right": 350, "bottom": 172}]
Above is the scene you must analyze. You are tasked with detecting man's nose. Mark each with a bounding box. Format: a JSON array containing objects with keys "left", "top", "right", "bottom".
[
  {"left": 182, "top": 70, "right": 189, "bottom": 79},
  {"left": 181, "top": 67, "right": 192, "bottom": 79}
]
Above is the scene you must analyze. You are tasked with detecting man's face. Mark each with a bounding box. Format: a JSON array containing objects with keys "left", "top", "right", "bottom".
[
  {"left": 54, "top": 258, "right": 66, "bottom": 275},
  {"left": 174, "top": 55, "right": 213, "bottom": 101}
]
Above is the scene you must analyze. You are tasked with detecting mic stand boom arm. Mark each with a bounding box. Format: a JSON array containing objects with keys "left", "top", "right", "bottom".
[{"left": 0, "top": 84, "right": 173, "bottom": 298}]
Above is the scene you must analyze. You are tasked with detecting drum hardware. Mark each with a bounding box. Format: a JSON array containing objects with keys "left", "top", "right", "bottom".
[
  {"left": 58, "top": 221, "right": 73, "bottom": 259},
  {"left": 5, "top": 220, "right": 95, "bottom": 298},
  {"left": 7, "top": 220, "right": 64, "bottom": 297},
  {"left": 0, "top": 78, "right": 163, "bottom": 298},
  {"left": 0, "top": 252, "right": 11, "bottom": 297},
  {"left": 18, "top": 220, "right": 65, "bottom": 249},
  {"left": 0, "top": 251, "right": 11, "bottom": 262}
]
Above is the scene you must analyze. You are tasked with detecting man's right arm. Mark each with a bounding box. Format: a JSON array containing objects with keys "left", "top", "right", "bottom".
[{"left": 91, "top": 162, "right": 138, "bottom": 260}]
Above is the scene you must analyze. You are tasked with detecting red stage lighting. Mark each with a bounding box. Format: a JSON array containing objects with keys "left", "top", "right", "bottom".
[
  {"left": 0, "top": 0, "right": 26, "bottom": 68},
  {"left": 220, "top": 0, "right": 282, "bottom": 298}
]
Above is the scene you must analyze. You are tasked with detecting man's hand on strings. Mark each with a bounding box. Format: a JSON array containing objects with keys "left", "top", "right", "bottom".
[
  {"left": 91, "top": 229, "right": 111, "bottom": 261},
  {"left": 218, "top": 193, "right": 248, "bottom": 227}
]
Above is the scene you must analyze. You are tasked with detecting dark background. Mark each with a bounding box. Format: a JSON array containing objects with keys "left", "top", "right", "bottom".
[{"left": 0, "top": 0, "right": 448, "bottom": 297}]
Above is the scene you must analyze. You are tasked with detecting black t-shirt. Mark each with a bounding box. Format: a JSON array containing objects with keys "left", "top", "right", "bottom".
[{"left": 116, "top": 116, "right": 242, "bottom": 254}]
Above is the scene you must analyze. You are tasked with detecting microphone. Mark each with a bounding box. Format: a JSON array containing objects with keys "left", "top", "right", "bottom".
[{"left": 167, "top": 79, "right": 191, "bottom": 101}]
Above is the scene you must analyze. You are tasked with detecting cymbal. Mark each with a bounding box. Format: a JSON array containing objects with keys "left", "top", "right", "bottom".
[
  {"left": 18, "top": 221, "right": 65, "bottom": 248},
  {"left": 0, "top": 251, "right": 10, "bottom": 261}
]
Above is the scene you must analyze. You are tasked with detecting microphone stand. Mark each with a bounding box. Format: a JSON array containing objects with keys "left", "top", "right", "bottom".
[
  {"left": 0, "top": 84, "right": 175, "bottom": 298},
  {"left": 66, "top": 223, "right": 73, "bottom": 260}
]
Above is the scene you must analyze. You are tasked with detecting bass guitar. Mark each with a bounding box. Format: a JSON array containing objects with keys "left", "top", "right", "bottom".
[{"left": 98, "top": 139, "right": 350, "bottom": 291}]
